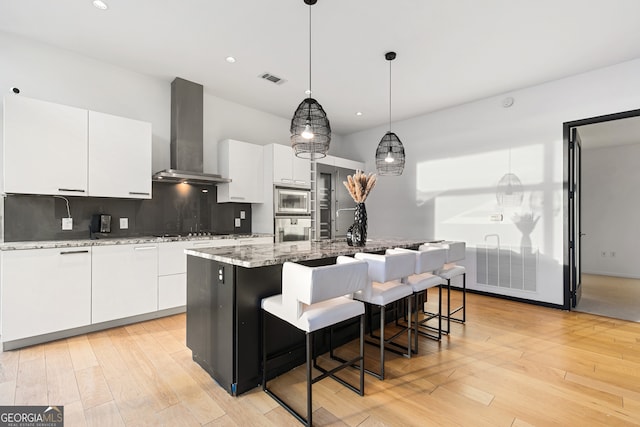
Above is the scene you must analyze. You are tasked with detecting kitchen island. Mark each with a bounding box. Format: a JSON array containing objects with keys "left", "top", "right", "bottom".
[{"left": 185, "top": 238, "right": 428, "bottom": 395}]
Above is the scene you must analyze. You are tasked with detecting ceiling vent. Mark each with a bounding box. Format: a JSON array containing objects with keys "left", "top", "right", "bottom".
[{"left": 259, "top": 72, "right": 286, "bottom": 85}]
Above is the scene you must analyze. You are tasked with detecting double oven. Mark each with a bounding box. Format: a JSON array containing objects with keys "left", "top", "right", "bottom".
[{"left": 274, "top": 186, "right": 311, "bottom": 243}]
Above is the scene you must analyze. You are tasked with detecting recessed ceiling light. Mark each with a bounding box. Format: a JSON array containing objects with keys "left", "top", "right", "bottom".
[
  {"left": 355, "top": 112, "right": 363, "bottom": 116},
  {"left": 92, "top": 0, "right": 108, "bottom": 10},
  {"left": 225, "top": 56, "right": 236, "bottom": 63}
]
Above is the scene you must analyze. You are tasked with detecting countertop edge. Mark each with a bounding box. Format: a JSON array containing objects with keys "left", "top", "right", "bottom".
[
  {"left": 0, "top": 234, "right": 274, "bottom": 251},
  {"left": 185, "top": 239, "right": 428, "bottom": 268}
]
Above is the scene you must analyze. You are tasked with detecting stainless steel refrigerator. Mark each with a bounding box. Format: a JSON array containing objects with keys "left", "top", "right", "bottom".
[{"left": 315, "top": 163, "right": 358, "bottom": 240}]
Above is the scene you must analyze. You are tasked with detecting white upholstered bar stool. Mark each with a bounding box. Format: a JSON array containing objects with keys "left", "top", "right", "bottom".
[
  {"left": 261, "top": 260, "right": 368, "bottom": 427},
  {"left": 338, "top": 252, "right": 415, "bottom": 380},
  {"left": 386, "top": 247, "right": 447, "bottom": 348},
  {"left": 420, "top": 241, "right": 466, "bottom": 334}
]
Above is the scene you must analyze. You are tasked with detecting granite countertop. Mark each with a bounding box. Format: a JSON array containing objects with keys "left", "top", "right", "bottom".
[
  {"left": 0, "top": 233, "right": 273, "bottom": 251},
  {"left": 185, "top": 238, "right": 429, "bottom": 268}
]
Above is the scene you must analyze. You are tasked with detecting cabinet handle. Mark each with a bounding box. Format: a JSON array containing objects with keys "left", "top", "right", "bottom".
[
  {"left": 129, "top": 191, "right": 150, "bottom": 196},
  {"left": 134, "top": 246, "right": 157, "bottom": 251},
  {"left": 58, "top": 188, "right": 86, "bottom": 193},
  {"left": 294, "top": 180, "right": 307, "bottom": 185},
  {"left": 193, "top": 241, "right": 212, "bottom": 246},
  {"left": 60, "top": 250, "right": 89, "bottom": 255},
  {"left": 281, "top": 179, "right": 293, "bottom": 183},
  {"left": 230, "top": 196, "right": 245, "bottom": 200}
]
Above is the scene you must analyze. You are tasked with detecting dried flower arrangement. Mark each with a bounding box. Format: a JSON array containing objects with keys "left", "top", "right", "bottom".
[{"left": 343, "top": 170, "right": 377, "bottom": 203}]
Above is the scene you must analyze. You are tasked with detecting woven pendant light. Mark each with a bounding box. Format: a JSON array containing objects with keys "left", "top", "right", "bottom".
[
  {"left": 290, "top": 0, "right": 331, "bottom": 159},
  {"left": 376, "top": 52, "right": 405, "bottom": 175}
]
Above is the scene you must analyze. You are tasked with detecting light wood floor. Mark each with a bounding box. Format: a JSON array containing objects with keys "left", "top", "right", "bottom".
[{"left": 2, "top": 290, "right": 640, "bottom": 426}]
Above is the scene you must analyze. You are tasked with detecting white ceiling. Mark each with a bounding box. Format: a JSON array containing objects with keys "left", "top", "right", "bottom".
[{"left": 2, "top": 0, "right": 640, "bottom": 135}]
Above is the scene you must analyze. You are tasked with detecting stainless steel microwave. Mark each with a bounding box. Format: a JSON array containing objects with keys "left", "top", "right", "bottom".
[{"left": 274, "top": 186, "right": 310, "bottom": 215}]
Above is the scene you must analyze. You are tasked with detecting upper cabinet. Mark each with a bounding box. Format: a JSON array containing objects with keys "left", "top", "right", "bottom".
[
  {"left": 270, "top": 143, "right": 311, "bottom": 188},
  {"left": 217, "top": 139, "right": 264, "bottom": 203},
  {"left": 3, "top": 95, "right": 88, "bottom": 196},
  {"left": 3, "top": 96, "right": 152, "bottom": 199},
  {"left": 88, "top": 111, "right": 152, "bottom": 198}
]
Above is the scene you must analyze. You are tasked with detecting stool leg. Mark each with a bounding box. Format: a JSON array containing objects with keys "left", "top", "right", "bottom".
[
  {"left": 407, "top": 295, "right": 412, "bottom": 358},
  {"left": 462, "top": 273, "right": 466, "bottom": 322},
  {"left": 379, "top": 306, "right": 385, "bottom": 380},
  {"left": 262, "top": 310, "right": 267, "bottom": 390},
  {"left": 306, "top": 332, "right": 312, "bottom": 427},
  {"left": 446, "top": 280, "right": 451, "bottom": 334},
  {"left": 359, "top": 314, "right": 365, "bottom": 395},
  {"left": 413, "top": 294, "right": 419, "bottom": 353}
]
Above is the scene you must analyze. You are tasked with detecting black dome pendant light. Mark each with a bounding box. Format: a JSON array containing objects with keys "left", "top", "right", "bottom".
[
  {"left": 290, "top": 0, "right": 331, "bottom": 159},
  {"left": 375, "top": 51, "right": 405, "bottom": 176}
]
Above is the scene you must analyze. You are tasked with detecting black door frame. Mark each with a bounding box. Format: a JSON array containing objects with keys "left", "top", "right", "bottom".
[{"left": 562, "top": 108, "right": 640, "bottom": 310}]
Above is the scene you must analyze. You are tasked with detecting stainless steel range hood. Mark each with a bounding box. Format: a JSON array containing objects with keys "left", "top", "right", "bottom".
[
  {"left": 153, "top": 169, "right": 230, "bottom": 185},
  {"left": 152, "top": 77, "right": 231, "bottom": 185}
]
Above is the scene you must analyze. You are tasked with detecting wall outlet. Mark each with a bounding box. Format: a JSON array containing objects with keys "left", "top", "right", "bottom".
[
  {"left": 235, "top": 218, "right": 241, "bottom": 227},
  {"left": 62, "top": 217, "right": 73, "bottom": 230},
  {"left": 240, "top": 210, "right": 246, "bottom": 220},
  {"left": 120, "top": 217, "right": 129, "bottom": 229},
  {"left": 610, "top": 251, "right": 616, "bottom": 257},
  {"left": 489, "top": 213, "right": 503, "bottom": 222}
]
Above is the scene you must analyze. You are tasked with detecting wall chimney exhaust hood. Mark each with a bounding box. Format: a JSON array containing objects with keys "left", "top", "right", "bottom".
[{"left": 152, "top": 77, "right": 231, "bottom": 185}]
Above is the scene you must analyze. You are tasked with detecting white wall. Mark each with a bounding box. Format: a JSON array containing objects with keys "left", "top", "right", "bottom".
[
  {"left": 343, "top": 58, "right": 640, "bottom": 305},
  {"left": 582, "top": 143, "right": 640, "bottom": 278}
]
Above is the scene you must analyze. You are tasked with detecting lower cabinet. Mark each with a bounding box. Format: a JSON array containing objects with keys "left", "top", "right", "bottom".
[
  {"left": 1, "top": 247, "right": 92, "bottom": 342},
  {"left": 157, "top": 237, "right": 272, "bottom": 310},
  {"left": 1, "top": 236, "right": 272, "bottom": 347},
  {"left": 91, "top": 244, "right": 158, "bottom": 323}
]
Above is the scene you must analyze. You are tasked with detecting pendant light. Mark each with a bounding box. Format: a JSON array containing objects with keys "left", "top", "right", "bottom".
[
  {"left": 290, "top": 0, "right": 331, "bottom": 159},
  {"left": 375, "top": 51, "right": 405, "bottom": 176}
]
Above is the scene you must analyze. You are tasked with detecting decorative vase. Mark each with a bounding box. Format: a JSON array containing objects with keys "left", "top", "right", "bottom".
[{"left": 346, "top": 203, "right": 367, "bottom": 247}]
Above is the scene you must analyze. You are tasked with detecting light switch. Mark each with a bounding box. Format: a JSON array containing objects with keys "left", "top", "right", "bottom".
[
  {"left": 235, "top": 218, "right": 241, "bottom": 227},
  {"left": 240, "top": 210, "right": 246, "bottom": 219},
  {"left": 120, "top": 218, "right": 129, "bottom": 229}
]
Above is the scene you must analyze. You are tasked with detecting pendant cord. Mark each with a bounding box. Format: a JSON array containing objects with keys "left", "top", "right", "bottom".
[
  {"left": 308, "top": 2, "right": 312, "bottom": 99},
  {"left": 388, "top": 58, "right": 392, "bottom": 132}
]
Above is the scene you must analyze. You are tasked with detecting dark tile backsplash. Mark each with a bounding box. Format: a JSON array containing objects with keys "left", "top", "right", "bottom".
[{"left": 4, "top": 182, "right": 252, "bottom": 241}]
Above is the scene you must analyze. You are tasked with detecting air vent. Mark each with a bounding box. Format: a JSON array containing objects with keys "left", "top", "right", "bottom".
[{"left": 259, "top": 73, "right": 286, "bottom": 85}]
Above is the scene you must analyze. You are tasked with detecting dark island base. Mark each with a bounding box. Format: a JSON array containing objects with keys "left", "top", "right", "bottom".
[{"left": 186, "top": 253, "right": 397, "bottom": 396}]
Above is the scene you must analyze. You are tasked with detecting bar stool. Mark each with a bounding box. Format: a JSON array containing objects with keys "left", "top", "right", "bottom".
[
  {"left": 420, "top": 241, "right": 466, "bottom": 334},
  {"left": 386, "top": 247, "right": 447, "bottom": 349},
  {"left": 261, "top": 260, "right": 368, "bottom": 427},
  {"left": 338, "top": 252, "right": 415, "bottom": 380}
]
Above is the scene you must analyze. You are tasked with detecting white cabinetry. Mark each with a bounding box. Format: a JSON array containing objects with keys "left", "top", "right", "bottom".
[
  {"left": 157, "top": 240, "right": 209, "bottom": 310},
  {"left": 88, "top": 111, "right": 152, "bottom": 198},
  {"left": 217, "top": 139, "right": 264, "bottom": 203},
  {"left": 2, "top": 95, "right": 152, "bottom": 198},
  {"left": 3, "top": 95, "right": 88, "bottom": 196},
  {"left": 157, "top": 236, "right": 272, "bottom": 310},
  {"left": 271, "top": 143, "right": 310, "bottom": 188},
  {"left": 1, "top": 247, "right": 91, "bottom": 341},
  {"left": 91, "top": 244, "right": 158, "bottom": 323}
]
